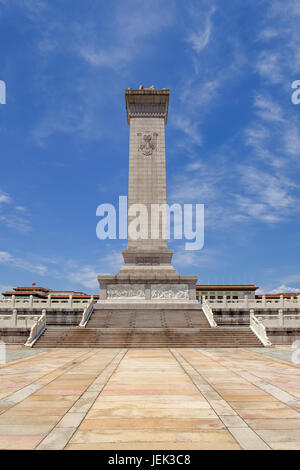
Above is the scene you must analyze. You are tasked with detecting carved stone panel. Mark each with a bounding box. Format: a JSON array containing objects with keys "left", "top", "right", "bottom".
[
  {"left": 107, "top": 284, "right": 145, "bottom": 299},
  {"left": 151, "top": 284, "right": 189, "bottom": 300},
  {"left": 137, "top": 131, "right": 158, "bottom": 156}
]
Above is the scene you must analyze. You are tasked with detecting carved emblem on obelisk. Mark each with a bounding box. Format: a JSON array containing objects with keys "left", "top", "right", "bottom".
[{"left": 137, "top": 132, "right": 158, "bottom": 156}]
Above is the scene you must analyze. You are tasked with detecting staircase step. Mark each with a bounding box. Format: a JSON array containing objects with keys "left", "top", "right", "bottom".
[{"left": 34, "top": 326, "right": 264, "bottom": 348}]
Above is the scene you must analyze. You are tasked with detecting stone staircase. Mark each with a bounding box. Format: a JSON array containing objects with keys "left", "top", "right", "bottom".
[
  {"left": 87, "top": 309, "right": 210, "bottom": 328},
  {"left": 34, "top": 326, "right": 263, "bottom": 348}
]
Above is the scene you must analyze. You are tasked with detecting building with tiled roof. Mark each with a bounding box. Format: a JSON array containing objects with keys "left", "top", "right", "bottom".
[
  {"left": 196, "top": 284, "right": 259, "bottom": 300},
  {"left": 1, "top": 286, "right": 99, "bottom": 300}
]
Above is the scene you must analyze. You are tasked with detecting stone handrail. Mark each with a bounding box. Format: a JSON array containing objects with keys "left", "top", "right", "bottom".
[
  {"left": 24, "top": 309, "right": 47, "bottom": 347},
  {"left": 0, "top": 295, "right": 89, "bottom": 309},
  {"left": 250, "top": 309, "right": 272, "bottom": 346},
  {"left": 79, "top": 299, "right": 95, "bottom": 327},
  {"left": 0, "top": 314, "right": 39, "bottom": 328},
  {"left": 201, "top": 297, "right": 217, "bottom": 327},
  {"left": 206, "top": 295, "right": 300, "bottom": 310},
  {"left": 256, "top": 312, "right": 300, "bottom": 327}
]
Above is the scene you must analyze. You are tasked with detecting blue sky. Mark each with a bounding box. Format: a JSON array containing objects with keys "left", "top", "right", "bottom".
[{"left": 0, "top": 0, "right": 300, "bottom": 294}]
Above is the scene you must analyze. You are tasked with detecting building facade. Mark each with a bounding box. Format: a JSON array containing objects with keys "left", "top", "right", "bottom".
[{"left": 196, "top": 284, "right": 259, "bottom": 301}]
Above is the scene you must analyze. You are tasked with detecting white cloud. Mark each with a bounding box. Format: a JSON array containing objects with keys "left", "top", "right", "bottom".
[
  {"left": 61, "top": 250, "right": 123, "bottom": 291},
  {"left": 256, "top": 1, "right": 300, "bottom": 84},
  {"left": 0, "top": 252, "right": 12, "bottom": 263},
  {"left": 171, "top": 115, "right": 202, "bottom": 146},
  {"left": 172, "top": 246, "right": 217, "bottom": 269},
  {"left": 66, "top": 266, "right": 98, "bottom": 290},
  {"left": 0, "top": 284, "right": 13, "bottom": 295},
  {"left": 269, "top": 284, "right": 300, "bottom": 294},
  {"left": 254, "top": 95, "right": 284, "bottom": 123},
  {"left": 186, "top": 6, "right": 215, "bottom": 53},
  {"left": 101, "top": 250, "right": 123, "bottom": 273},
  {"left": 0, "top": 214, "right": 31, "bottom": 233},
  {"left": 0, "top": 192, "right": 11, "bottom": 204},
  {"left": 79, "top": 1, "right": 174, "bottom": 70},
  {"left": 256, "top": 52, "right": 283, "bottom": 84},
  {"left": 0, "top": 190, "right": 31, "bottom": 232},
  {"left": 0, "top": 251, "right": 47, "bottom": 275}
]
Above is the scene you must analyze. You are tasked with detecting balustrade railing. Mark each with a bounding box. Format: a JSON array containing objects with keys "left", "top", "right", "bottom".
[
  {"left": 256, "top": 312, "right": 300, "bottom": 327},
  {"left": 0, "top": 295, "right": 89, "bottom": 309},
  {"left": 205, "top": 295, "right": 300, "bottom": 309},
  {"left": 0, "top": 314, "right": 39, "bottom": 328},
  {"left": 24, "top": 310, "right": 47, "bottom": 347},
  {"left": 79, "top": 299, "right": 95, "bottom": 327},
  {"left": 201, "top": 297, "right": 217, "bottom": 327},
  {"left": 250, "top": 309, "right": 272, "bottom": 346}
]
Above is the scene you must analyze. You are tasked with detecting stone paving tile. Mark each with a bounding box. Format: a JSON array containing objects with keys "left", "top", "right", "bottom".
[
  {"left": 228, "top": 427, "right": 270, "bottom": 450},
  {"left": 36, "top": 349, "right": 126, "bottom": 450},
  {"left": 245, "top": 418, "right": 300, "bottom": 430},
  {"left": 171, "top": 349, "right": 271, "bottom": 450},
  {"left": 69, "top": 429, "right": 240, "bottom": 449},
  {"left": 0, "top": 346, "right": 299, "bottom": 450},
  {"left": 0, "top": 348, "right": 122, "bottom": 449},
  {"left": 178, "top": 348, "right": 300, "bottom": 450},
  {"left": 67, "top": 349, "right": 238, "bottom": 450}
]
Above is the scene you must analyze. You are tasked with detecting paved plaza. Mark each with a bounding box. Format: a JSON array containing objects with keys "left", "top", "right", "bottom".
[{"left": 0, "top": 346, "right": 299, "bottom": 450}]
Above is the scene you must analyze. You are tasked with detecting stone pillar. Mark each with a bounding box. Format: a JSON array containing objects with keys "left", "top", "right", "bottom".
[
  {"left": 29, "top": 295, "right": 33, "bottom": 308},
  {"left": 145, "top": 285, "right": 151, "bottom": 300},
  {"left": 12, "top": 308, "right": 17, "bottom": 327},
  {"left": 280, "top": 295, "right": 284, "bottom": 308},
  {"left": 278, "top": 309, "right": 284, "bottom": 327}
]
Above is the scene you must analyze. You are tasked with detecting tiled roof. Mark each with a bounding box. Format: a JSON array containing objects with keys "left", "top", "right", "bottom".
[
  {"left": 2, "top": 291, "right": 47, "bottom": 297},
  {"left": 256, "top": 293, "right": 300, "bottom": 298},
  {"left": 196, "top": 285, "right": 259, "bottom": 290},
  {"left": 14, "top": 286, "right": 49, "bottom": 292},
  {"left": 2, "top": 290, "right": 99, "bottom": 299}
]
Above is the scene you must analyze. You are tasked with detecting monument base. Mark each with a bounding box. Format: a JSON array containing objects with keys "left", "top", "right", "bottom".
[
  {"left": 97, "top": 273, "right": 198, "bottom": 302},
  {"left": 95, "top": 266, "right": 208, "bottom": 327}
]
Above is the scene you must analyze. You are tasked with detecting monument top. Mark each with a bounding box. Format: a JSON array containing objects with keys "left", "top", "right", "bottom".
[{"left": 125, "top": 86, "right": 169, "bottom": 124}]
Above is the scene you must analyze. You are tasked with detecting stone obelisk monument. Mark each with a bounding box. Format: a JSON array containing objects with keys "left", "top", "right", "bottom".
[{"left": 97, "top": 86, "right": 201, "bottom": 319}]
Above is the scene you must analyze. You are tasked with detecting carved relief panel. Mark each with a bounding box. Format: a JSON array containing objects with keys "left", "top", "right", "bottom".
[
  {"left": 107, "top": 284, "right": 145, "bottom": 299},
  {"left": 137, "top": 131, "right": 158, "bottom": 156},
  {"left": 151, "top": 284, "right": 189, "bottom": 299}
]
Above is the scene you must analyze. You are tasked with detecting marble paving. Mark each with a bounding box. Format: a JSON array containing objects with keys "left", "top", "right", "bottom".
[{"left": 0, "top": 346, "right": 299, "bottom": 450}]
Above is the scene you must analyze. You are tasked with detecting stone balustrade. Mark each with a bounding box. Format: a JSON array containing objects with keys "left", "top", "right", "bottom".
[
  {"left": 0, "top": 294, "right": 89, "bottom": 310},
  {"left": 203, "top": 295, "right": 300, "bottom": 309},
  {"left": 201, "top": 298, "right": 217, "bottom": 327},
  {"left": 256, "top": 311, "right": 300, "bottom": 327},
  {"left": 79, "top": 299, "right": 95, "bottom": 327},
  {"left": 0, "top": 314, "right": 40, "bottom": 328},
  {"left": 250, "top": 309, "right": 272, "bottom": 346},
  {"left": 24, "top": 310, "right": 47, "bottom": 347}
]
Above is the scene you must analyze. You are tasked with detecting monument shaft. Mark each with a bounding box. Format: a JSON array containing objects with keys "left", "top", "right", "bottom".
[
  {"left": 123, "top": 87, "right": 172, "bottom": 263},
  {"left": 97, "top": 86, "right": 198, "bottom": 305}
]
